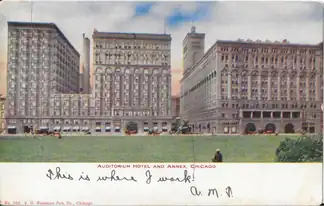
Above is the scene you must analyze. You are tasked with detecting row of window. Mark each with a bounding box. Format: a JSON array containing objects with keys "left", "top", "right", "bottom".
[
  {"left": 220, "top": 46, "right": 317, "bottom": 55},
  {"left": 50, "top": 110, "right": 169, "bottom": 117},
  {"left": 95, "top": 68, "right": 169, "bottom": 75},
  {"left": 221, "top": 54, "right": 317, "bottom": 64},
  {"left": 95, "top": 41, "right": 169, "bottom": 50},
  {"left": 221, "top": 102, "right": 318, "bottom": 109},
  {"left": 221, "top": 86, "right": 316, "bottom": 94},
  {"left": 94, "top": 58, "right": 168, "bottom": 66}
]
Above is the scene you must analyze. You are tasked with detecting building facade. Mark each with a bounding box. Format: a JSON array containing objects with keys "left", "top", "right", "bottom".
[
  {"left": 171, "top": 95, "right": 180, "bottom": 119},
  {"left": 0, "top": 95, "right": 5, "bottom": 133},
  {"left": 80, "top": 33, "right": 91, "bottom": 93},
  {"left": 5, "top": 25, "right": 173, "bottom": 134},
  {"left": 180, "top": 27, "right": 323, "bottom": 134},
  {"left": 6, "top": 22, "right": 80, "bottom": 133},
  {"left": 92, "top": 30, "right": 173, "bottom": 132}
]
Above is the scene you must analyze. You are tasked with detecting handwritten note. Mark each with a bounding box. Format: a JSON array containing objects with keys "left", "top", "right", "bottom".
[
  {"left": 47, "top": 166, "right": 195, "bottom": 183},
  {"left": 45, "top": 166, "right": 229, "bottom": 199},
  {"left": 0, "top": 163, "right": 321, "bottom": 205},
  {"left": 190, "top": 185, "right": 233, "bottom": 198}
]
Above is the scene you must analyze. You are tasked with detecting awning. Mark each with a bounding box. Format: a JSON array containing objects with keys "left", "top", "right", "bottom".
[
  {"left": 7, "top": 126, "right": 16, "bottom": 129},
  {"left": 72, "top": 126, "right": 80, "bottom": 130},
  {"left": 162, "top": 126, "right": 168, "bottom": 129},
  {"left": 82, "top": 127, "right": 89, "bottom": 131},
  {"left": 63, "top": 126, "right": 71, "bottom": 130},
  {"left": 143, "top": 127, "right": 149, "bottom": 130},
  {"left": 105, "top": 127, "right": 111, "bottom": 130},
  {"left": 95, "top": 127, "right": 101, "bottom": 130},
  {"left": 53, "top": 126, "right": 61, "bottom": 130},
  {"left": 39, "top": 126, "right": 49, "bottom": 130},
  {"left": 115, "top": 126, "right": 120, "bottom": 129},
  {"left": 153, "top": 127, "right": 158, "bottom": 130}
]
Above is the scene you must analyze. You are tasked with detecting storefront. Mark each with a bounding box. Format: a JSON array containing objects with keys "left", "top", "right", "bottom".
[{"left": 7, "top": 125, "right": 17, "bottom": 134}]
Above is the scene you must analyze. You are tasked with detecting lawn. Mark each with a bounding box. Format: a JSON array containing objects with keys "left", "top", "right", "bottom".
[{"left": 0, "top": 135, "right": 300, "bottom": 162}]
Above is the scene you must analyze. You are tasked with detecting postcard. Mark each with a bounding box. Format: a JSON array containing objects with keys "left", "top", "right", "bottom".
[{"left": 0, "top": 1, "right": 323, "bottom": 205}]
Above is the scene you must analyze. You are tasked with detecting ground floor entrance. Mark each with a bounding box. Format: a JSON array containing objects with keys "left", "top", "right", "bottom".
[
  {"left": 23, "top": 126, "right": 33, "bottom": 133},
  {"left": 7, "top": 127, "right": 17, "bottom": 134}
]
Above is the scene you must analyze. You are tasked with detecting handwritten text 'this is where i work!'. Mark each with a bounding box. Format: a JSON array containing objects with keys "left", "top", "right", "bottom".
[
  {"left": 45, "top": 166, "right": 193, "bottom": 184},
  {"left": 45, "top": 167, "right": 234, "bottom": 199}
]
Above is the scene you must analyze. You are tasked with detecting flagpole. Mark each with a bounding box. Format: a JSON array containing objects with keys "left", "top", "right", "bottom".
[
  {"left": 321, "top": 5, "right": 324, "bottom": 205},
  {"left": 30, "top": 1, "right": 33, "bottom": 22}
]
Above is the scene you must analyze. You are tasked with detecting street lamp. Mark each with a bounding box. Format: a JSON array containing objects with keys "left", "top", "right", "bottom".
[
  {"left": 149, "top": 106, "right": 153, "bottom": 131},
  {"left": 322, "top": 16, "right": 324, "bottom": 203}
]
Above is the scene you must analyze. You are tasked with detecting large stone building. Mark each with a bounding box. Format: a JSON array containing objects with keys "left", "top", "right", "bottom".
[
  {"left": 180, "top": 27, "right": 323, "bottom": 134},
  {"left": 6, "top": 21, "right": 80, "bottom": 134},
  {"left": 91, "top": 30, "right": 172, "bottom": 132},
  {"left": 5, "top": 24, "right": 173, "bottom": 134}
]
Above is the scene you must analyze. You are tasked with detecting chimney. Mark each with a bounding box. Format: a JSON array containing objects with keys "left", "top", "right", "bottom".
[
  {"left": 82, "top": 33, "right": 85, "bottom": 38},
  {"left": 283, "top": 39, "right": 288, "bottom": 43}
]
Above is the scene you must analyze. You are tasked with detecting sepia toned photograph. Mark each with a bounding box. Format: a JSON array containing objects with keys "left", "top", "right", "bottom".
[{"left": 0, "top": 1, "right": 322, "bottom": 163}]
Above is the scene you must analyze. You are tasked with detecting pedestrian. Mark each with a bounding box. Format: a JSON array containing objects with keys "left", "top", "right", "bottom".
[
  {"left": 58, "top": 132, "right": 62, "bottom": 139},
  {"left": 212, "top": 149, "right": 223, "bottom": 162}
]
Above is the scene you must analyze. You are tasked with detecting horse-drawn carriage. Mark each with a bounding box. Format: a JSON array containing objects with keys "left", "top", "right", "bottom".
[
  {"left": 148, "top": 128, "right": 162, "bottom": 136},
  {"left": 125, "top": 122, "right": 138, "bottom": 136}
]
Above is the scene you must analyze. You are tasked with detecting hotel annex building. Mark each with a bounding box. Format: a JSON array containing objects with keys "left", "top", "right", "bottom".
[
  {"left": 5, "top": 22, "right": 173, "bottom": 134},
  {"left": 180, "top": 27, "right": 323, "bottom": 134}
]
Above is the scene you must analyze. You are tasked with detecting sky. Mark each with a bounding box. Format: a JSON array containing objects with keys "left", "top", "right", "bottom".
[{"left": 0, "top": 1, "right": 323, "bottom": 96}]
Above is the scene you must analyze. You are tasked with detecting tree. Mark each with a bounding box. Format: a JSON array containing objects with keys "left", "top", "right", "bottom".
[
  {"left": 275, "top": 135, "right": 322, "bottom": 162},
  {"left": 181, "top": 120, "right": 191, "bottom": 134},
  {"left": 183, "top": 120, "right": 189, "bottom": 127}
]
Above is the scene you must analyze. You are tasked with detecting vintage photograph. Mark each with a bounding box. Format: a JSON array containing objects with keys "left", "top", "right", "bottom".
[{"left": 0, "top": 1, "right": 322, "bottom": 163}]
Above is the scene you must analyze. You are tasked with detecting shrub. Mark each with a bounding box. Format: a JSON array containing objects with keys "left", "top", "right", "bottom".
[{"left": 275, "top": 135, "right": 323, "bottom": 162}]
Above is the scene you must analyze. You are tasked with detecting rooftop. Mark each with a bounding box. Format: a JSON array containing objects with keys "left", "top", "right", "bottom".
[
  {"left": 182, "top": 26, "right": 205, "bottom": 45},
  {"left": 216, "top": 38, "right": 321, "bottom": 48},
  {"left": 92, "top": 29, "right": 172, "bottom": 41}
]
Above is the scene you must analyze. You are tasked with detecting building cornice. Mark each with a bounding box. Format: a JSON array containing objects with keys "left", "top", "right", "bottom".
[
  {"left": 216, "top": 40, "right": 321, "bottom": 49},
  {"left": 93, "top": 31, "right": 172, "bottom": 41}
]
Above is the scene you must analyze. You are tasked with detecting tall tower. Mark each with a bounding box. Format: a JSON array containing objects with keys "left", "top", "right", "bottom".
[
  {"left": 80, "top": 33, "right": 90, "bottom": 93},
  {"left": 182, "top": 26, "right": 205, "bottom": 73}
]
